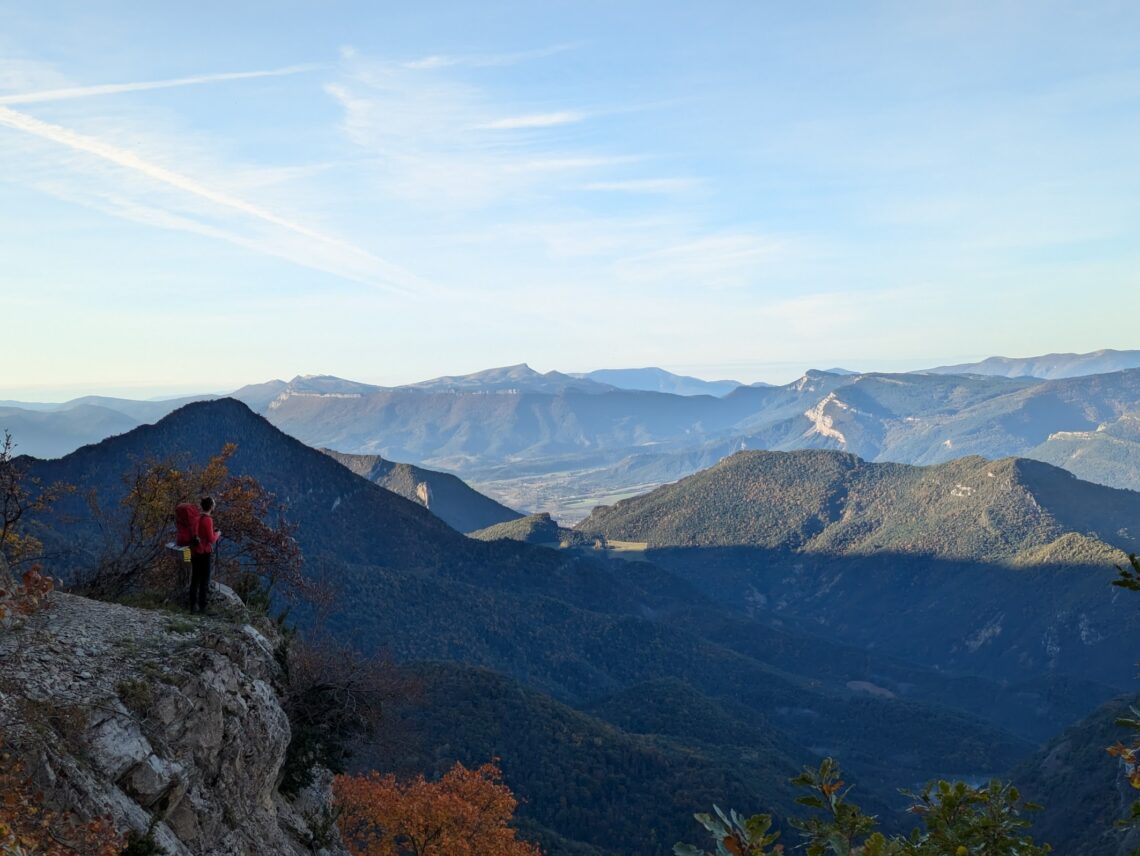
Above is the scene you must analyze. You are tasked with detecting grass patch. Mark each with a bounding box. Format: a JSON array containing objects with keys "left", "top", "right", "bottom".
[
  {"left": 116, "top": 678, "right": 155, "bottom": 717},
  {"left": 164, "top": 616, "right": 197, "bottom": 634}
]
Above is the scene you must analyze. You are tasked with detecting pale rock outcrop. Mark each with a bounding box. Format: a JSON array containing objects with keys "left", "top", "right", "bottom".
[{"left": 0, "top": 585, "right": 347, "bottom": 855}]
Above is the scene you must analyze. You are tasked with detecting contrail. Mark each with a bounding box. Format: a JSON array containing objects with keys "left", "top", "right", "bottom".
[
  {"left": 0, "top": 64, "right": 321, "bottom": 106},
  {"left": 0, "top": 104, "right": 423, "bottom": 295}
]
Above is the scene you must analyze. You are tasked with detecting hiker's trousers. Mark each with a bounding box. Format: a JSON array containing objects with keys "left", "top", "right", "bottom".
[{"left": 189, "top": 552, "right": 212, "bottom": 611}]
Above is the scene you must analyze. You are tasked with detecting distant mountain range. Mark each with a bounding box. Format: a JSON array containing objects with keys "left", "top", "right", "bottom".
[
  {"left": 0, "top": 394, "right": 212, "bottom": 458},
  {"left": 22, "top": 399, "right": 1107, "bottom": 852},
  {"left": 7, "top": 351, "right": 1140, "bottom": 518},
  {"left": 243, "top": 365, "right": 1140, "bottom": 518},
  {"left": 925, "top": 348, "right": 1140, "bottom": 379},
  {"left": 571, "top": 367, "right": 743, "bottom": 397},
  {"left": 0, "top": 404, "right": 139, "bottom": 459},
  {"left": 405, "top": 363, "right": 614, "bottom": 395}
]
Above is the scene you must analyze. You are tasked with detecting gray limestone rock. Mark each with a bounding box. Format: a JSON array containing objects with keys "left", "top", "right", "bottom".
[{"left": 0, "top": 591, "right": 347, "bottom": 855}]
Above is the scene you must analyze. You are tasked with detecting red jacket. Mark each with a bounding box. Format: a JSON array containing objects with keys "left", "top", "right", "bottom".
[{"left": 193, "top": 514, "right": 220, "bottom": 555}]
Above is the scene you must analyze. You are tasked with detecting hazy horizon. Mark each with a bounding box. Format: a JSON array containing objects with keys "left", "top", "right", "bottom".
[
  {"left": 4, "top": 2, "right": 1140, "bottom": 397},
  {"left": 0, "top": 350, "right": 1064, "bottom": 402}
]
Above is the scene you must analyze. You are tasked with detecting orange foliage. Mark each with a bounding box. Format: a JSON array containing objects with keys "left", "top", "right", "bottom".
[
  {"left": 0, "top": 569, "right": 55, "bottom": 623},
  {"left": 84, "top": 443, "right": 322, "bottom": 605},
  {"left": 1, "top": 429, "right": 70, "bottom": 572},
  {"left": 1107, "top": 741, "right": 1140, "bottom": 789},
  {"left": 0, "top": 743, "right": 122, "bottom": 855},
  {"left": 334, "top": 762, "right": 542, "bottom": 856}
]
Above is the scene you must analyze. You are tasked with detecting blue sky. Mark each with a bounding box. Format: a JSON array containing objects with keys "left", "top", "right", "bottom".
[{"left": 2, "top": 1, "right": 1139, "bottom": 399}]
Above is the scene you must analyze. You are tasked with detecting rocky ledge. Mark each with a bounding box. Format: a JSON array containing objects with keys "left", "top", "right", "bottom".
[{"left": 0, "top": 563, "right": 344, "bottom": 855}]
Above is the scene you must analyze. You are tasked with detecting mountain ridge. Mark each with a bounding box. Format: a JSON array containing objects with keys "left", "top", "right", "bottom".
[
  {"left": 10, "top": 360, "right": 1140, "bottom": 510},
  {"left": 925, "top": 348, "right": 1140, "bottom": 379},
  {"left": 571, "top": 367, "right": 742, "bottom": 397}
]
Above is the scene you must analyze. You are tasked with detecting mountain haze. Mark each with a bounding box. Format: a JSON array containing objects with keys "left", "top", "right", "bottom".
[
  {"left": 11, "top": 357, "right": 1140, "bottom": 507},
  {"left": 245, "top": 366, "right": 1140, "bottom": 516},
  {"left": 0, "top": 394, "right": 214, "bottom": 457},
  {"left": 0, "top": 403, "right": 140, "bottom": 458},
  {"left": 573, "top": 367, "right": 741, "bottom": 397},
  {"left": 926, "top": 349, "right": 1140, "bottom": 379},
  {"left": 405, "top": 363, "right": 614, "bottom": 395}
]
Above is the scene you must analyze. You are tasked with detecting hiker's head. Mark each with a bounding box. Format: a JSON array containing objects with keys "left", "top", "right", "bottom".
[{"left": 200, "top": 496, "right": 215, "bottom": 513}]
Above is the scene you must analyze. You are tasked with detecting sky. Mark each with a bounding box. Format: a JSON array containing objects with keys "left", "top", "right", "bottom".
[{"left": 2, "top": 1, "right": 1139, "bottom": 399}]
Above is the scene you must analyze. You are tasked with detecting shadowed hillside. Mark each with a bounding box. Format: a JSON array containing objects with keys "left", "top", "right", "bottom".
[
  {"left": 1014, "top": 694, "right": 1140, "bottom": 855},
  {"left": 362, "top": 662, "right": 807, "bottom": 854},
  {"left": 578, "top": 450, "right": 1140, "bottom": 688},
  {"left": 322, "top": 447, "right": 522, "bottom": 532}
]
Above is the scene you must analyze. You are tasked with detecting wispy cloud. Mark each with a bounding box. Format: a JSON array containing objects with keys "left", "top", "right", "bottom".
[
  {"left": 0, "top": 65, "right": 321, "bottom": 105},
  {"left": 510, "top": 155, "right": 645, "bottom": 172},
  {"left": 0, "top": 104, "right": 424, "bottom": 294},
  {"left": 324, "top": 49, "right": 791, "bottom": 302},
  {"left": 579, "top": 178, "right": 699, "bottom": 193},
  {"left": 476, "top": 110, "right": 588, "bottom": 130},
  {"left": 613, "top": 233, "right": 787, "bottom": 290},
  {"left": 1, "top": 105, "right": 339, "bottom": 246},
  {"left": 328, "top": 55, "right": 648, "bottom": 209},
  {"left": 401, "top": 43, "right": 580, "bottom": 70}
]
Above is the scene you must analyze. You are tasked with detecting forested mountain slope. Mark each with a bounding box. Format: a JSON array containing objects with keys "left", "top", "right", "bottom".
[
  {"left": 578, "top": 449, "right": 1140, "bottom": 556},
  {"left": 578, "top": 450, "right": 1140, "bottom": 688},
  {"left": 1026, "top": 412, "right": 1140, "bottom": 492},
  {"left": 1013, "top": 694, "right": 1140, "bottom": 856}
]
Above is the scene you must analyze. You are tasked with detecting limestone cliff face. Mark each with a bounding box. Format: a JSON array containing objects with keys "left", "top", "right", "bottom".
[{"left": 0, "top": 570, "right": 346, "bottom": 855}]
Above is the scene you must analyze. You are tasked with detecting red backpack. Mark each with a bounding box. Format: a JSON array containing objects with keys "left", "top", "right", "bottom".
[{"left": 174, "top": 502, "right": 201, "bottom": 548}]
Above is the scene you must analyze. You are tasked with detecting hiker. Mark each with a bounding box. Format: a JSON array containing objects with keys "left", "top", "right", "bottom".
[{"left": 189, "top": 496, "right": 221, "bottom": 613}]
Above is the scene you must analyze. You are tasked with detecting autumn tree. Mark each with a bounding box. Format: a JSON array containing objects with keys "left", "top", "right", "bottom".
[
  {"left": 675, "top": 758, "right": 1050, "bottom": 856},
  {"left": 0, "top": 430, "right": 68, "bottom": 571},
  {"left": 0, "top": 741, "right": 123, "bottom": 855},
  {"left": 0, "top": 432, "right": 67, "bottom": 625},
  {"left": 333, "top": 761, "right": 542, "bottom": 856},
  {"left": 80, "top": 444, "right": 317, "bottom": 607}
]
